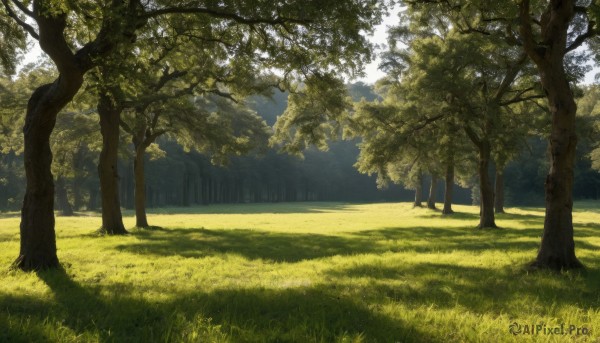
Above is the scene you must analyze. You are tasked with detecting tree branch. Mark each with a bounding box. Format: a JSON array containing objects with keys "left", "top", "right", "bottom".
[
  {"left": 494, "top": 52, "right": 528, "bottom": 101},
  {"left": 119, "top": 118, "right": 134, "bottom": 134},
  {"left": 10, "top": 0, "right": 33, "bottom": 17},
  {"left": 2, "top": 0, "right": 39, "bottom": 40},
  {"left": 142, "top": 6, "right": 311, "bottom": 26},
  {"left": 499, "top": 94, "right": 546, "bottom": 106},
  {"left": 464, "top": 124, "right": 482, "bottom": 147},
  {"left": 566, "top": 20, "right": 595, "bottom": 53},
  {"left": 518, "top": 0, "right": 543, "bottom": 64}
]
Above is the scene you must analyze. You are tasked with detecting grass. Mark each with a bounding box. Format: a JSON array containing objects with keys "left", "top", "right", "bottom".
[{"left": 0, "top": 202, "right": 599, "bottom": 342}]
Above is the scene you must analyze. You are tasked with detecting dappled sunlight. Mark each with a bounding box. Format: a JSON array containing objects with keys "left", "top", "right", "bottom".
[{"left": 1, "top": 202, "right": 600, "bottom": 342}]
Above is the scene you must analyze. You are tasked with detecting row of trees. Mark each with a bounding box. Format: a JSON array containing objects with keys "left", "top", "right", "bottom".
[
  {"left": 333, "top": 0, "right": 600, "bottom": 271},
  {"left": 0, "top": 0, "right": 391, "bottom": 270},
  {"left": 2, "top": 0, "right": 600, "bottom": 272}
]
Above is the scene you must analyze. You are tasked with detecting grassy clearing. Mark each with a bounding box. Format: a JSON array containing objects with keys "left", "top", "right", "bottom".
[{"left": 0, "top": 202, "right": 599, "bottom": 342}]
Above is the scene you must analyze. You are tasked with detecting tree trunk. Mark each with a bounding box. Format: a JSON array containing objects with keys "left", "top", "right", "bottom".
[
  {"left": 56, "top": 176, "right": 74, "bottom": 216},
  {"left": 413, "top": 172, "right": 423, "bottom": 208},
  {"left": 14, "top": 86, "right": 60, "bottom": 270},
  {"left": 443, "top": 163, "right": 454, "bottom": 215},
  {"left": 478, "top": 141, "right": 497, "bottom": 229},
  {"left": 495, "top": 168, "right": 505, "bottom": 214},
  {"left": 88, "top": 186, "right": 98, "bottom": 211},
  {"left": 134, "top": 144, "right": 149, "bottom": 228},
  {"left": 98, "top": 92, "right": 127, "bottom": 235},
  {"left": 427, "top": 175, "right": 438, "bottom": 209},
  {"left": 529, "top": 64, "right": 582, "bottom": 269},
  {"left": 15, "top": 66, "right": 84, "bottom": 270},
  {"left": 519, "top": 0, "right": 583, "bottom": 270}
]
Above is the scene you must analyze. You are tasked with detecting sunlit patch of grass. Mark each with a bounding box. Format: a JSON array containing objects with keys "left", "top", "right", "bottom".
[{"left": 0, "top": 202, "right": 599, "bottom": 342}]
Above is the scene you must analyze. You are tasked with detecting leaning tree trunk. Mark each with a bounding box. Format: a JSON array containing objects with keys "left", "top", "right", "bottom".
[
  {"left": 477, "top": 141, "right": 497, "bottom": 229},
  {"left": 14, "top": 73, "right": 84, "bottom": 270},
  {"left": 98, "top": 92, "right": 127, "bottom": 235},
  {"left": 133, "top": 144, "right": 149, "bottom": 228},
  {"left": 443, "top": 163, "right": 454, "bottom": 215},
  {"left": 494, "top": 168, "right": 505, "bottom": 214},
  {"left": 413, "top": 172, "right": 423, "bottom": 208},
  {"left": 427, "top": 175, "right": 438, "bottom": 209},
  {"left": 519, "top": 0, "right": 582, "bottom": 270}
]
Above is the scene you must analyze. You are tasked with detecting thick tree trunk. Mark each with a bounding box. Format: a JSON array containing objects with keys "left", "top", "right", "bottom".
[
  {"left": 15, "top": 72, "right": 83, "bottom": 270},
  {"left": 14, "top": 86, "right": 60, "bottom": 270},
  {"left": 519, "top": 0, "right": 583, "bottom": 270},
  {"left": 442, "top": 163, "right": 454, "bottom": 215},
  {"left": 495, "top": 169, "right": 505, "bottom": 214},
  {"left": 134, "top": 145, "right": 149, "bottom": 228},
  {"left": 98, "top": 92, "right": 127, "bottom": 235},
  {"left": 413, "top": 172, "right": 423, "bottom": 208},
  {"left": 478, "top": 142, "right": 497, "bottom": 229},
  {"left": 56, "top": 176, "right": 74, "bottom": 216},
  {"left": 530, "top": 66, "right": 582, "bottom": 269},
  {"left": 427, "top": 175, "right": 438, "bottom": 209}
]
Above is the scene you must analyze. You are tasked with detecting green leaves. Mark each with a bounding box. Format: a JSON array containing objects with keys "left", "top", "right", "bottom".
[{"left": 271, "top": 73, "right": 351, "bottom": 156}]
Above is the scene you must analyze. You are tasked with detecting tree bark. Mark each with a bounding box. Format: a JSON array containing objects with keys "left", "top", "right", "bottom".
[
  {"left": 14, "top": 80, "right": 82, "bottom": 270},
  {"left": 519, "top": 0, "right": 582, "bottom": 270},
  {"left": 477, "top": 141, "right": 497, "bottom": 229},
  {"left": 427, "top": 174, "right": 438, "bottom": 209},
  {"left": 442, "top": 163, "right": 454, "bottom": 215},
  {"left": 494, "top": 168, "right": 505, "bottom": 214},
  {"left": 413, "top": 172, "right": 423, "bottom": 208},
  {"left": 56, "top": 176, "right": 74, "bottom": 216},
  {"left": 98, "top": 91, "right": 127, "bottom": 235},
  {"left": 134, "top": 144, "right": 149, "bottom": 228}
]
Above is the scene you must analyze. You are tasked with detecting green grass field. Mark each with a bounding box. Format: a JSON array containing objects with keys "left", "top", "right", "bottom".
[{"left": 1, "top": 202, "right": 599, "bottom": 342}]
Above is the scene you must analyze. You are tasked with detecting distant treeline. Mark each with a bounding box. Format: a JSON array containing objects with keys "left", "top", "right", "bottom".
[{"left": 1, "top": 83, "right": 599, "bottom": 212}]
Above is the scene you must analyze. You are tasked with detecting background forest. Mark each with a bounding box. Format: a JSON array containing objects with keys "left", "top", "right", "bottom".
[{"left": 2, "top": 78, "right": 600, "bottom": 212}]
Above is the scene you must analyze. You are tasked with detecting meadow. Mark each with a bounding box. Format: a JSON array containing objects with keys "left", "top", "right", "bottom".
[{"left": 0, "top": 202, "right": 599, "bottom": 342}]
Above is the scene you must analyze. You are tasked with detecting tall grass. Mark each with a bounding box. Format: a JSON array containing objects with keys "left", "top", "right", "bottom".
[{"left": 0, "top": 202, "right": 599, "bottom": 342}]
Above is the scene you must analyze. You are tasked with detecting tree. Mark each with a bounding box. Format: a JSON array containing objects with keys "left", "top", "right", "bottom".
[
  {"left": 517, "top": 0, "right": 595, "bottom": 269},
  {"left": 405, "top": 0, "right": 597, "bottom": 269},
  {"left": 1, "top": 0, "right": 387, "bottom": 269}
]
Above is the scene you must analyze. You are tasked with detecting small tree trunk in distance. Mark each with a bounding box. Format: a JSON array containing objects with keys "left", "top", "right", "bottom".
[
  {"left": 427, "top": 175, "right": 438, "bottom": 209},
  {"left": 443, "top": 163, "right": 454, "bottom": 214},
  {"left": 56, "top": 176, "right": 74, "bottom": 216},
  {"left": 478, "top": 141, "right": 497, "bottom": 229},
  {"left": 134, "top": 144, "right": 149, "bottom": 228},
  {"left": 495, "top": 168, "right": 505, "bottom": 214},
  {"left": 88, "top": 186, "right": 98, "bottom": 211},
  {"left": 98, "top": 92, "right": 127, "bottom": 235},
  {"left": 413, "top": 172, "right": 423, "bottom": 208}
]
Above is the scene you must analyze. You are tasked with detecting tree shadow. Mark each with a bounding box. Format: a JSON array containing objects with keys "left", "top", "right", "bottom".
[
  {"left": 0, "top": 293, "right": 53, "bottom": 343},
  {"left": 326, "top": 261, "right": 600, "bottom": 318},
  {"left": 113, "top": 223, "right": 600, "bottom": 264},
  {"left": 116, "top": 228, "right": 376, "bottom": 262},
  {"left": 418, "top": 211, "right": 480, "bottom": 220},
  {"left": 35, "top": 267, "right": 166, "bottom": 342},
  {"left": 140, "top": 202, "right": 360, "bottom": 215},
  {"left": 1, "top": 268, "right": 432, "bottom": 342}
]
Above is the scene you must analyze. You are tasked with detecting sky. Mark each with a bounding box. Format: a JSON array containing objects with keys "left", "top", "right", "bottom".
[{"left": 355, "top": 9, "right": 399, "bottom": 84}]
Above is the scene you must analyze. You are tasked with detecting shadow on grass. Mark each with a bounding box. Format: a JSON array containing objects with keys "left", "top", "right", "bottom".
[
  {"left": 0, "top": 268, "right": 432, "bottom": 342},
  {"left": 114, "top": 224, "right": 600, "bottom": 263},
  {"left": 135, "top": 202, "right": 361, "bottom": 215},
  {"left": 326, "top": 261, "right": 600, "bottom": 318}
]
